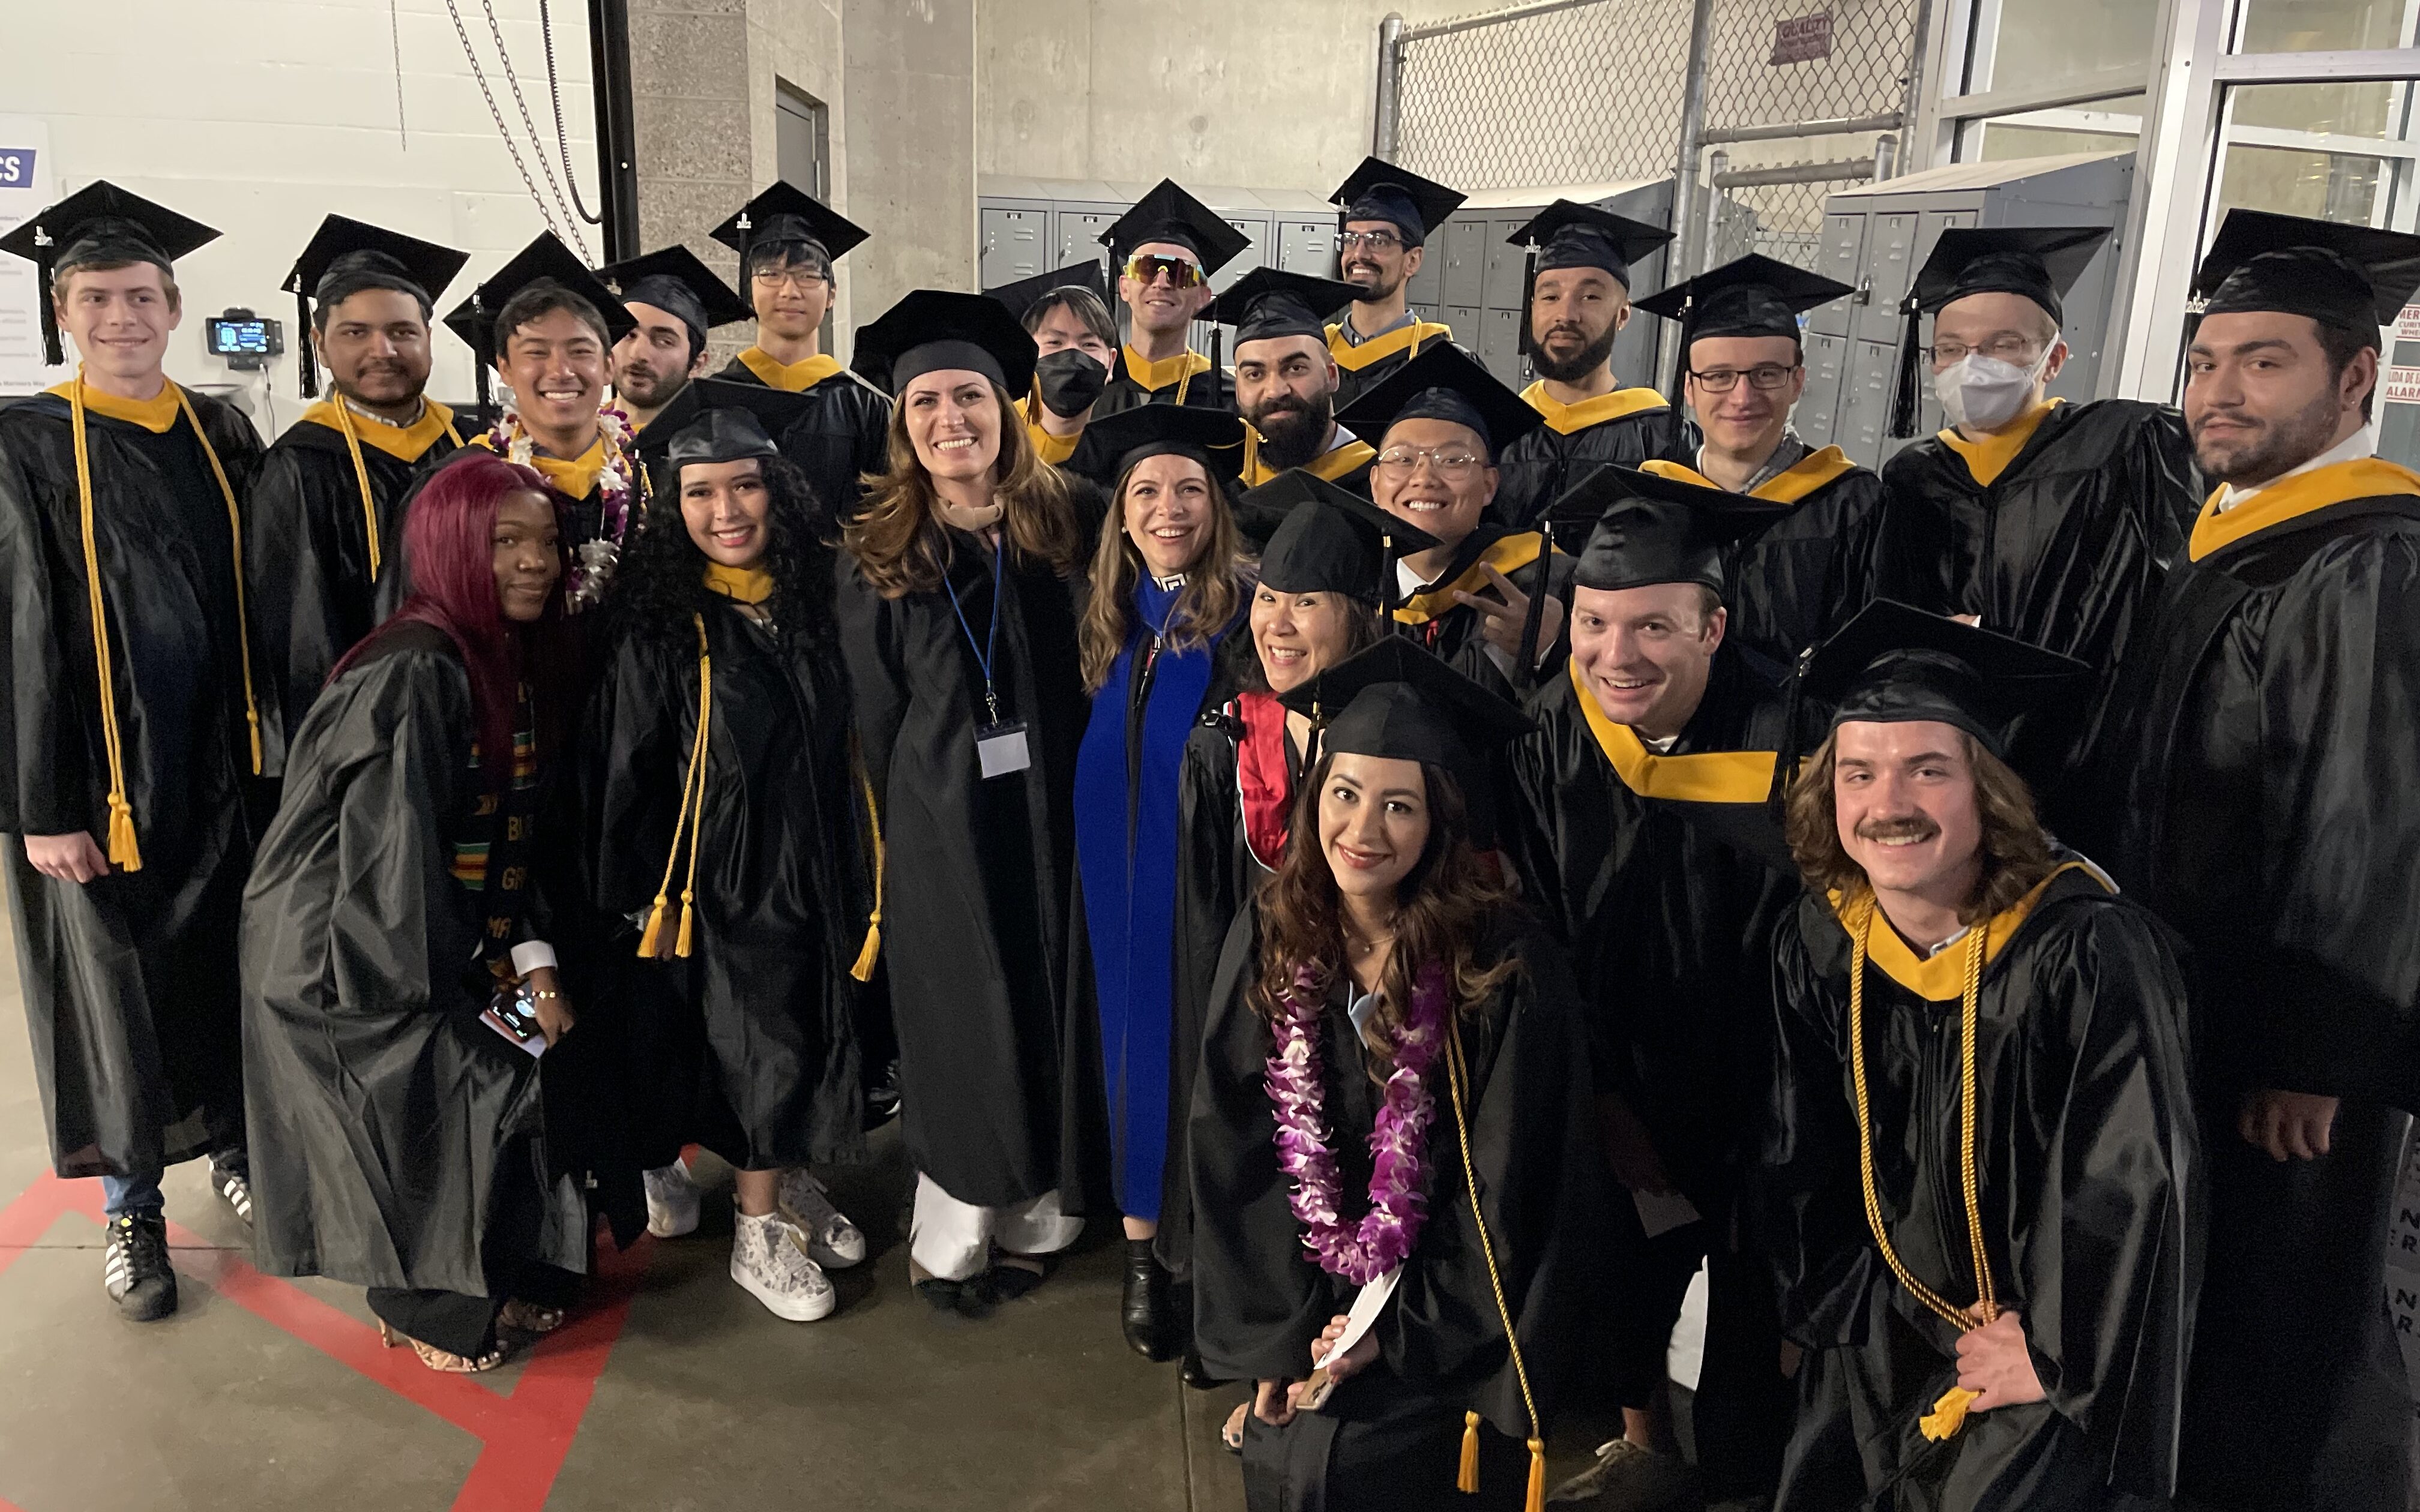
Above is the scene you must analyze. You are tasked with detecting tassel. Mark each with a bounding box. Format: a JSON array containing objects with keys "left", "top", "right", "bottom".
[
  {"left": 106, "top": 795, "right": 143, "bottom": 872},
  {"left": 1457, "top": 1411, "right": 1481, "bottom": 1494},
  {"left": 1886, "top": 296, "right": 1924, "bottom": 439},
  {"left": 674, "top": 891, "right": 696, "bottom": 958},
  {"left": 295, "top": 286, "right": 318, "bottom": 398},
  {"left": 1666, "top": 295, "right": 1696, "bottom": 410},
  {"left": 1920, "top": 1385, "right": 1978, "bottom": 1442},
  {"left": 1514, "top": 520, "right": 1554, "bottom": 682},
  {"left": 1525, "top": 1437, "right": 1547, "bottom": 1512},
  {"left": 474, "top": 359, "right": 493, "bottom": 428},
  {"left": 1516, "top": 250, "right": 1538, "bottom": 357},
  {"left": 37, "top": 248, "right": 62, "bottom": 367},
  {"left": 849, "top": 920, "right": 882, "bottom": 982},
  {"left": 636, "top": 895, "right": 669, "bottom": 958},
  {"left": 849, "top": 758, "right": 885, "bottom": 982},
  {"left": 247, "top": 707, "right": 263, "bottom": 775},
  {"left": 1208, "top": 326, "right": 1224, "bottom": 411}
]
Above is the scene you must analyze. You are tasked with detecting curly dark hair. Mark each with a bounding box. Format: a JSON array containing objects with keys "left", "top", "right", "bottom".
[{"left": 609, "top": 452, "right": 838, "bottom": 658}]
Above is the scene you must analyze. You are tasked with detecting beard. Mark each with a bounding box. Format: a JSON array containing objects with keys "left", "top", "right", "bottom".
[
  {"left": 1341, "top": 259, "right": 1404, "bottom": 303},
  {"left": 615, "top": 362, "right": 690, "bottom": 412},
  {"left": 338, "top": 360, "right": 426, "bottom": 407},
  {"left": 1247, "top": 395, "right": 1333, "bottom": 470},
  {"left": 2193, "top": 386, "right": 2346, "bottom": 486},
  {"left": 1529, "top": 320, "right": 1621, "bottom": 385}
]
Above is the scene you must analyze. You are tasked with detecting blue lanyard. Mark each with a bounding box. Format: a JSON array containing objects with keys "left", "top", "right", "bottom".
[{"left": 942, "top": 534, "right": 1007, "bottom": 724}]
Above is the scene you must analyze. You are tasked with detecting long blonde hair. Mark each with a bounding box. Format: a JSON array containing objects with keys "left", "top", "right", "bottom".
[
  {"left": 843, "top": 382, "right": 1084, "bottom": 599},
  {"left": 1077, "top": 453, "right": 1251, "bottom": 691}
]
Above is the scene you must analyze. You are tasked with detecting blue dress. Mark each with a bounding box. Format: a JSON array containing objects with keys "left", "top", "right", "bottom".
[{"left": 1074, "top": 578, "right": 1235, "bottom": 1221}]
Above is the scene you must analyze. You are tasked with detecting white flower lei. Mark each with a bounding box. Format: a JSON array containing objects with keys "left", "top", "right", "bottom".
[{"left": 490, "top": 402, "right": 642, "bottom": 613}]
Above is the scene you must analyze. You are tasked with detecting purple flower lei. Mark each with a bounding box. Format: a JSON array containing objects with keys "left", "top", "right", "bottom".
[{"left": 1264, "top": 956, "right": 1448, "bottom": 1285}]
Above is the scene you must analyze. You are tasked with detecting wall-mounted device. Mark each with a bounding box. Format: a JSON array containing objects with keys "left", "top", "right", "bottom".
[{"left": 205, "top": 308, "right": 283, "bottom": 371}]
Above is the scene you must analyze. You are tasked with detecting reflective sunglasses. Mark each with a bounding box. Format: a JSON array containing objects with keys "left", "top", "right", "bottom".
[{"left": 1124, "top": 254, "right": 1205, "bottom": 289}]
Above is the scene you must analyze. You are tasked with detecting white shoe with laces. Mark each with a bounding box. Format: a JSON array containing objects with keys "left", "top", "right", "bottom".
[
  {"left": 730, "top": 1208, "right": 835, "bottom": 1322},
  {"left": 643, "top": 1159, "right": 703, "bottom": 1239},
  {"left": 1546, "top": 1436, "right": 1701, "bottom": 1508},
  {"left": 777, "top": 1169, "right": 866, "bottom": 1269}
]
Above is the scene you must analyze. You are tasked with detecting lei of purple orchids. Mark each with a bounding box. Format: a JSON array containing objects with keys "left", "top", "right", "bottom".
[{"left": 1264, "top": 956, "right": 1448, "bottom": 1285}]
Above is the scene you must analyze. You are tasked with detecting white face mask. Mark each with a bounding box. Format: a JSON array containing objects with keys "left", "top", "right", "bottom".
[{"left": 1932, "top": 349, "right": 2050, "bottom": 433}]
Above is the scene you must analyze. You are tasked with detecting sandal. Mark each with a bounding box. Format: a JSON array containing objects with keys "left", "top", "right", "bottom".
[
  {"left": 378, "top": 1319, "right": 507, "bottom": 1373},
  {"left": 1221, "top": 1400, "right": 1248, "bottom": 1454},
  {"left": 498, "top": 1298, "right": 566, "bottom": 1335}
]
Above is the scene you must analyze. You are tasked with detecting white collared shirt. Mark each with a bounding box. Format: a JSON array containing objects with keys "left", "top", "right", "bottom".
[{"left": 2211, "top": 424, "right": 2376, "bottom": 514}]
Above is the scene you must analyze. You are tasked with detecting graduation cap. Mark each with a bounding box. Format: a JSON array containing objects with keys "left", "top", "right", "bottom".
[
  {"left": 636, "top": 377, "right": 810, "bottom": 479},
  {"left": 1250, "top": 470, "right": 1439, "bottom": 606},
  {"left": 597, "top": 244, "right": 751, "bottom": 354},
  {"left": 1888, "top": 225, "right": 2109, "bottom": 438},
  {"left": 1334, "top": 341, "right": 1543, "bottom": 461},
  {"left": 1062, "top": 401, "right": 1247, "bottom": 490},
  {"left": 281, "top": 215, "right": 472, "bottom": 399},
  {"left": 985, "top": 260, "right": 1115, "bottom": 328},
  {"left": 1276, "top": 637, "right": 1534, "bottom": 809},
  {"left": 1508, "top": 200, "right": 1672, "bottom": 287},
  {"left": 1636, "top": 253, "right": 1852, "bottom": 353},
  {"left": 1209, "top": 268, "right": 1361, "bottom": 349},
  {"left": 1799, "top": 598, "right": 2086, "bottom": 763},
  {"left": 1330, "top": 157, "right": 1467, "bottom": 246},
  {"left": 708, "top": 181, "right": 870, "bottom": 278},
  {"left": 2192, "top": 208, "right": 2420, "bottom": 333},
  {"left": 441, "top": 232, "right": 634, "bottom": 415},
  {"left": 849, "top": 287, "right": 1037, "bottom": 398},
  {"left": 1098, "top": 179, "right": 1251, "bottom": 275},
  {"left": 1564, "top": 464, "right": 1793, "bottom": 596},
  {"left": 0, "top": 180, "right": 219, "bottom": 367}
]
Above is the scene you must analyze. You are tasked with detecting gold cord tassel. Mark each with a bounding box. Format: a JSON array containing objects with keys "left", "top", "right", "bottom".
[
  {"left": 330, "top": 398, "right": 382, "bottom": 581},
  {"left": 175, "top": 388, "right": 265, "bottom": 776},
  {"left": 1457, "top": 1411, "right": 1480, "bottom": 1494},
  {"left": 849, "top": 751, "right": 885, "bottom": 982},
  {"left": 1443, "top": 1015, "right": 1547, "bottom": 1504},
  {"left": 639, "top": 616, "right": 713, "bottom": 959},
  {"left": 1525, "top": 1436, "right": 1547, "bottom": 1512},
  {"left": 68, "top": 381, "right": 140, "bottom": 871},
  {"left": 1921, "top": 1387, "right": 1979, "bottom": 1441}
]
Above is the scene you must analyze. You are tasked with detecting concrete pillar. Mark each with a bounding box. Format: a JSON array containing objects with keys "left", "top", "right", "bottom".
[
  {"left": 627, "top": 0, "right": 755, "bottom": 367},
  {"left": 842, "top": 0, "right": 979, "bottom": 327}
]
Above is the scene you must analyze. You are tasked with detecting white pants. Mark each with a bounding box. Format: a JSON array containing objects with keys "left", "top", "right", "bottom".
[{"left": 909, "top": 1171, "right": 1083, "bottom": 1282}]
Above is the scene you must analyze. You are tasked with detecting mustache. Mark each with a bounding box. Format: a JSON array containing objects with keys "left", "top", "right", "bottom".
[
  {"left": 1542, "top": 323, "right": 1591, "bottom": 344},
  {"left": 1856, "top": 816, "right": 1940, "bottom": 844}
]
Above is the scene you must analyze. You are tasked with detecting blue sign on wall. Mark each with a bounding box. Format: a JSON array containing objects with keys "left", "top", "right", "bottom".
[{"left": 0, "top": 149, "right": 35, "bottom": 189}]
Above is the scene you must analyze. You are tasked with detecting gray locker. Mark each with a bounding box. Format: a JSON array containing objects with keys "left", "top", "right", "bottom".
[
  {"left": 1482, "top": 220, "right": 1530, "bottom": 310},
  {"left": 1810, "top": 214, "right": 1867, "bottom": 339},
  {"left": 980, "top": 206, "right": 1049, "bottom": 287},
  {"left": 1277, "top": 219, "right": 1337, "bottom": 277},
  {"left": 1797, "top": 329, "right": 1848, "bottom": 445},
  {"left": 1479, "top": 307, "right": 1524, "bottom": 375},
  {"left": 1058, "top": 209, "right": 1122, "bottom": 266},
  {"left": 1440, "top": 221, "right": 1488, "bottom": 308},
  {"left": 1861, "top": 214, "right": 1919, "bottom": 347},
  {"left": 1406, "top": 245, "right": 1443, "bottom": 309},
  {"left": 1837, "top": 340, "right": 1901, "bottom": 460}
]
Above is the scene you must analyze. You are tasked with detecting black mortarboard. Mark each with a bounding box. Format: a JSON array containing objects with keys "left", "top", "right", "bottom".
[
  {"left": 1565, "top": 464, "right": 1793, "bottom": 596},
  {"left": 1209, "top": 268, "right": 1361, "bottom": 347},
  {"left": 1334, "top": 341, "right": 1543, "bottom": 460},
  {"left": 1637, "top": 253, "right": 1852, "bottom": 348},
  {"left": 597, "top": 244, "right": 751, "bottom": 350},
  {"left": 657, "top": 378, "right": 798, "bottom": 476},
  {"left": 1098, "top": 179, "right": 1251, "bottom": 274},
  {"left": 1801, "top": 598, "right": 2086, "bottom": 761},
  {"left": 0, "top": 180, "right": 218, "bottom": 366},
  {"left": 1250, "top": 470, "right": 1440, "bottom": 604},
  {"left": 849, "top": 287, "right": 1038, "bottom": 399},
  {"left": 281, "top": 214, "right": 471, "bottom": 398},
  {"left": 1277, "top": 638, "right": 1534, "bottom": 797},
  {"left": 708, "top": 181, "right": 870, "bottom": 275},
  {"left": 986, "top": 260, "right": 1115, "bottom": 326},
  {"left": 1888, "top": 226, "right": 2107, "bottom": 438},
  {"left": 1508, "top": 199, "right": 1672, "bottom": 287},
  {"left": 2193, "top": 208, "right": 2420, "bottom": 332},
  {"left": 441, "top": 232, "right": 634, "bottom": 415},
  {"left": 1062, "top": 401, "right": 1247, "bottom": 490},
  {"left": 1330, "top": 157, "right": 1467, "bottom": 245},
  {"left": 636, "top": 377, "right": 810, "bottom": 470}
]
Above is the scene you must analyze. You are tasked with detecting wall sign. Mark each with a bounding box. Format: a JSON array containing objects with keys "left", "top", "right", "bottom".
[{"left": 1771, "top": 13, "right": 1835, "bottom": 66}]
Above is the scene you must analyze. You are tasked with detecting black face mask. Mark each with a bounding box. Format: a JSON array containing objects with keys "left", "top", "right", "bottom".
[{"left": 1034, "top": 348, "right": 1110, "bottom": 418}]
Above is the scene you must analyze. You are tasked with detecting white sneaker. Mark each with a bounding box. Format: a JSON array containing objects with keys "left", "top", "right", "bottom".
[
  {"left": 777, "top": 1169, "right": 866, "bottom": 1269},
  {"left": 730, "top": 1208, "right": 836, "bottom": 1322},
  {"left": 1546, "top": 1437, "right": 1700, "bottom": 1508},
  {"left": 643, "top": 1159, "right": 702, "bottom": 1239}
]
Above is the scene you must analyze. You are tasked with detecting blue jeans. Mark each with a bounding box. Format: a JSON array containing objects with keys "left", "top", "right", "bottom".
[{"left": 101, "top": 1170, "right": 164, "bottom": 1220}]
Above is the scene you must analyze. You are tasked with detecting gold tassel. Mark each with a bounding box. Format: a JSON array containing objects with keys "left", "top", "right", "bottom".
[
  {"left": 637, "top": 895, "right": 669, "bottom": 958},
  {"left": 106, "top": 794, "right": 142, "bottom": 871},
  {"left": 849, "top": 920, "right": 882, "bottom": 982},
  {"left": 176, "top": 388, "right": 264, "bottom": 777},
  {"left": 674, "top": 890, "right": 696, "bottom": 958},
  {"left": 849, "top": 757, "right": 885, "bottom": 982},
  {"left": 69, "top": 379, "right": 140, "bottom": 873},
  {"left": 636, "top": 616, "right": 714, "bottom": 959},
  {"left": 1525, "top": 1437, "right": 1547, "bottom": 1512},
  {"left": 1457, "top": 1411, "right": 1480, "bottom": 1494},
  {"left": 1921, "top": 1385, "right": 1978, "bottom": 1442}
]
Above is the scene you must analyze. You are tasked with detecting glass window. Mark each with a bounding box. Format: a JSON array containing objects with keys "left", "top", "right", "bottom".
[
  {"left": 1963, "top": 97, "right": 2146, "bottom": 160},
  {"left": 2233, "top": 0, "right": 2419, "bottom": 54},
  {"left": 1963, "top": 0, "right": 2159, "bottom": 92}
]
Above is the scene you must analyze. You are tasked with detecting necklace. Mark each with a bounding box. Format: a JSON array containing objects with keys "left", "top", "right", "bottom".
[
  {"left": 1264, "top": 956, "right": 1447, "bottom": 1285},
  {"left": 490, "top": 402, "right": 639, "bottom": 611}
]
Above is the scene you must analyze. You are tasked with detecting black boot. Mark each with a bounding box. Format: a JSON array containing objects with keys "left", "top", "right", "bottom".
[{"left": 1122, "top": 1238, "right": 1177, "bottom": 1361}]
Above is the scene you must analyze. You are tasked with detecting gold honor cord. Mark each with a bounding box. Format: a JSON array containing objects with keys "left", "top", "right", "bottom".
[
  {"left": 638, "top": 614, "right": 714, "bottom": 959},
  {"left": 1846, "top": 897, "right": 1999, "bottom": 1441},
  {"left": 849, "top": 743, "right": 884, "bottom": 983},
  {"left": 172, "top": 386, "right": 266, "bottom": 779},
  {"left": 329, "top": 397, "right": 383, "bottom": 581},
  {"left": 1442, "top": 1015, "right": 1547, "bottom": 1512}
]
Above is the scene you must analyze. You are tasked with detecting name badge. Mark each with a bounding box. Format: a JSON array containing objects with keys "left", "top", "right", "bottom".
[{"left": 977, "top": 720, "right": 1031, "bottom": 779}]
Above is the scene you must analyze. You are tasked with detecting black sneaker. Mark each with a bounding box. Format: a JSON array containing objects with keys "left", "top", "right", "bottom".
[
  {"left": 208, "top": 1158, "right": 253, "bottom": 1226},
  {"left": 103, "top": 1213, "right": 176, "bottom": 1322}
]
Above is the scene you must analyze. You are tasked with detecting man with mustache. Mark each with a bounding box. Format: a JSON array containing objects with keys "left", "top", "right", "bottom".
[
  {"left": 2114, "top": 212, "right": 2420, "bottom": 1512},
  {"left": 1094, "top": 179, "right": 1249, "bottom": 417},
  {"left": 1503, "top": 466, "right": 1800, "bottom": 1512},
  {"left": 599, "top": 244, "right": 750, "bottom": 440},
  {"left": 1211, "top": 268, "right": 1376, "bottom": 493},
  {"left": 1764, "top": 601, "right": 2196, "bottom": 1512},
  {"left": 1870, "top": 228, "right": 2197, "bottom": 851},
  {"left": 1493, "top": 201, "right": 1699, "bottom": 530},
  {"left": 1323, "top": 157, "right": 1464, "bottom": 410}
]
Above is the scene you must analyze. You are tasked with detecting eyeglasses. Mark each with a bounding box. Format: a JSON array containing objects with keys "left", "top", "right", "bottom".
[
  {"left": 1374, "top": 446, "right": 1486, "bottom": 478},
  {"left": 1926, "top": 335, "right": 2042, "bottom": 367},
  {"left": 1338, "top": 230, "right": 1406, "bottom": 254},
  {"left": 1124, "top": 254, "right": 1204, "bottom": 289},
  {"left": 751, "top": 268, "right": 828, "bottom": 292},
  {"left": 1688, "top": 364, "right": 1798, "bottom": 392}
]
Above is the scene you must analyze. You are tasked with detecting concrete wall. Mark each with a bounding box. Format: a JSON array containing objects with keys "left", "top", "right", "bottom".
[
  {"left": 976, "top": 1, "right": 1470, "bottom": 196},
  {"left": 0, "top": 0, "right": 601, "bottom": 427},
  {"left": 843, "top": 0, "right": 978, "bottom": 327}
]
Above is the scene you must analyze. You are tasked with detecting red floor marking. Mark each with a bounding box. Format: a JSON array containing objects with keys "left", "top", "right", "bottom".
[{"left": 0, "top": 1171, "right": 652, "bottom": 1512}]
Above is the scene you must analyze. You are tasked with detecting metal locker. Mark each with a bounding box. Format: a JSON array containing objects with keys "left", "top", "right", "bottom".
[
  {"left": 1482, "top": 221, "right": 1529, "bottom": 311},
  {"left": 1217, "top": 215, "right": 1269, "bottom": 290},
  {"left": 1406, "top": 241, "right": 1443, "bottom": 310},
  {"left": 1859, "top": 214, "right": 1919, "bottom": 347},
  {"left": 1277, "top": 219, "right": 1337, "bottom": 277},
  {"left": 1479, "top": 307, "right": 1525, "bottom": 386},
  {"left": 1796, "top": 330, "right": 1848, "bottom": 446},
  {"left": 980, "top": 207, "right": 1047, "bottom": 287},
  {"left": 1810, "top": 214, "right": 1868, "bottom": 341},
  {"left": 1410, "top": 302, "right": 1444, "bottom": 329},
  {"left": 1058, "top": 209, "right": 1122, "bottom": 267},
  {"left": 1442, "top": 221, "right": 1487, "bottom": 308},
  {"left": 1837, "top": 339, "right": 1901, "bottom": 469}
]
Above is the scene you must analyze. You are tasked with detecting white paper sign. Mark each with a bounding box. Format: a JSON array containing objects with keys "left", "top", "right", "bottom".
[{"left": 0, "top": 118, "right": 59, "bottom": 396}]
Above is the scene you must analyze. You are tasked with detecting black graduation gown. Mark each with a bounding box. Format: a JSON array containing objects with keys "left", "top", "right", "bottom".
[
  {"left": 834, "top": 530, "right": 1101, "bottom": 1210},
  {"left": 247, "top": 406, "right": 461, "bottom": 745},
  {"left": 1190, "top": 904, "right": 1609, "bottom": 1511},
  {"left": 575, "top": 600, "right": 871, "bottom": 1171},
  {"left": 1645, "top": 448, "right": 1888, "bottom": 671},
  {"left": 2112, "top": 461, "right": 2420, "bottom": 1511},
  {"left": 1391, "top": 524, "right": 1577, "bottom": 706},
  {"left": 1493, "top": 387, "right": 1699, "bottom": 531},
  {"left": 1872, "top": 400, "right": 2198, "bottom": 851},
  {"left": 717, "top": 354, "right": 897, "bottom": 524},
  {"left": 376, "top": 440, "right": 621, "bottom": 625},
  {"left": 1094, "top": 346, "right": 1233, "bottom": 418},
  {"left": 0, "top": 387, "right": 263, "bottom": 1180},
  {"left": 240, "top": 625, "right": 586, "bottom": 1295},
  {"left": 1325, "top": 319, "right": 1458, "bottom": 413},
  {"left": 1760, "top": 865, "right": 2199, "bottom": 1510}
]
